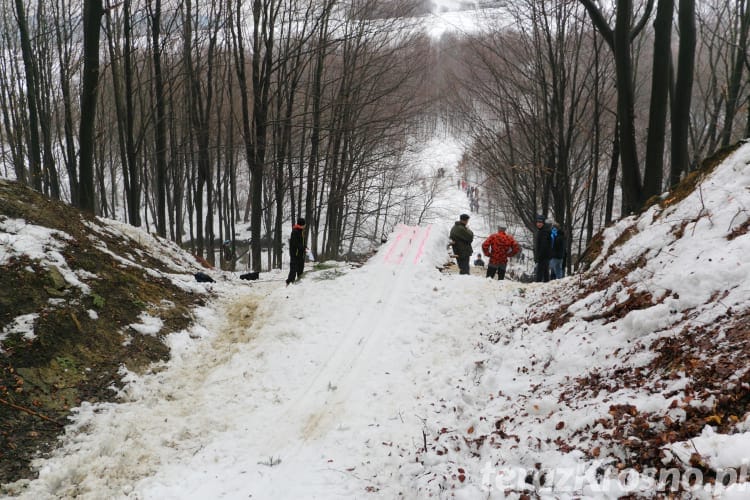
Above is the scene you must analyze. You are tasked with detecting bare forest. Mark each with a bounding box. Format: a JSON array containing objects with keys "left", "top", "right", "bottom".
[{"left": 1, "top": 0, "right": 749, "bottom": 273}]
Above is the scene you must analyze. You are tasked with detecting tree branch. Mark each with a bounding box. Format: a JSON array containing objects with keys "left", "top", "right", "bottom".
[
  {"left": 578, "top": 0, "right": 615, "bottom": 49},
  {"left": 0, "top": 397, "right": 64, "bottom": 427},
  {"left": 630, "top": 0, "right": 656, "bottom": 41}
]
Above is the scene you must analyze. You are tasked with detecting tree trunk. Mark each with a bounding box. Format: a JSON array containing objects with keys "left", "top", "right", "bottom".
[
  {"left": 51, "top": 0, "right": 79, "bottom": 205},
  {"left": 150, "top": 0, "right": 168, "bottom": 236},
  {"left": 14, "top": 0, "right": 43, "bottom": 191},
  {"left": 643, "top": 0, "right": 673, "bottom": 200},
  {"left": 579, "top": 0, "right": 653, "bottom": 215},
  {"left": 720, "top": 0, "right": 750, "bottom": 147},
  {"left": 605, "top": 121, "right": 620, "bottom": 224},
  {"left": 613, "top": 0, "right": 643, "bottom": 214},
  {"left": 123, "top": 0, "right": 141, "bottom": 226},
  {"left": 78, "top": 0, "right": 104, "bottom": 213},
  {"left": 670, "top": 0, "right": 696, "bottom": 186}
]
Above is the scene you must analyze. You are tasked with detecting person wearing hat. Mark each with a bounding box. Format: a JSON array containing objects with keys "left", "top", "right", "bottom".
[
  {"left": 449, "top": 213, "right": 474, "bottom": 275},
  {"left": 533, "top": 214, "right": 552, "bottom": 282},
  {"left": 286, "top": 217, "right": 307, "bottom": 285},
  {"left": 481, "top": 225, "right": 520, "bottom": 280}
]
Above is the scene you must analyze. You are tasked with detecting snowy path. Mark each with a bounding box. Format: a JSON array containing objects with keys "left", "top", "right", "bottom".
[
  {"left": 133, "top": 223, "right": 495, "bottom": 499},
  {"left": 274, "top": 226, "right": 434, "bottom": 444},
  {"left": 13, "top": 221, "right": 523, "bottom": 499}
]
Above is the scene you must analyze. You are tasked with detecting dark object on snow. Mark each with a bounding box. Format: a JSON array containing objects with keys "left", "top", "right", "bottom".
[
  {"left": 194, "top": 272, "right": 215, "bottom": 283},
  {"left": 519, "top": 272, "right": 534, "bottom": 283},
  {"left": 240, "top": 272, "right": 260, "bottom": 281},
  {"left": 473, "top": 253, "right": 485, "bottom": 267}
]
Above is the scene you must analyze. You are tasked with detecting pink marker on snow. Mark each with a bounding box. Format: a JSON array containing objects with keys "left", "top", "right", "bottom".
[
  {"left": 413, "top": 225, "right": 432, "bottom": 264},
  {"left": 383, "top": 225, "right": 408, "bottom": 263}
]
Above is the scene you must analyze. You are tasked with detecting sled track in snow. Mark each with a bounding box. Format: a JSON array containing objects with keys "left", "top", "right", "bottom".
[{"left": 256, "top": 225, "right": 433, "bottom": 449}]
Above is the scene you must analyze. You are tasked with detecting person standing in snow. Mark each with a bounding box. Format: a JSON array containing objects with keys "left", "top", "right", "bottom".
[
  {"left": 449, "top": 213, "right": 474, "bottom": 275},
  {"left": 473, "top": 253, "right": 485, "bottom": 267},
  {"left": 286, "top": 217, "right": 306, "bottom": 285},
  {"left": 549, "top": 222, "right": 566, "bottom": 280},
  {"left": 481, "top": 225, "right": 521, "bottom": 280},
  {"left": 533, "top": 214, "right": 552, "bottom": 282}
]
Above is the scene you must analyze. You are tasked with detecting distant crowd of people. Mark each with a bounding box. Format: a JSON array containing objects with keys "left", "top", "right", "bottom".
[
  {"left": 458, "top": 179, "right": 480, "bottom": 213},
  {"left": 449, "top": 213, "right": 566, "bottom": 282}
]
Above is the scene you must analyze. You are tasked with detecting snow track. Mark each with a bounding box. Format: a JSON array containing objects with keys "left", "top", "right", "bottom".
[
  {"left": 242, "top": 224, "right": 441, "bottom": 495},
  {"left": 288, "top": 225, "right": 433, "bottom": 441}
]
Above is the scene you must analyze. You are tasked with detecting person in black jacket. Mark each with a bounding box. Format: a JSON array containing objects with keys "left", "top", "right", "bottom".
[
  {"left": 286, "top": 217, "right": 306, "bottom": 285},
  {"left": 549, "top": 222, "right": 566, "bottom": 279},
  {"left": 533, "top": 214, "right": 552, "bottom": 282}
]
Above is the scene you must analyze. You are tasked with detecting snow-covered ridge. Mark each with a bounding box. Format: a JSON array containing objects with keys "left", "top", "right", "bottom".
[{"left": 570, "top": 141, "right": 750, "bottom": 339}]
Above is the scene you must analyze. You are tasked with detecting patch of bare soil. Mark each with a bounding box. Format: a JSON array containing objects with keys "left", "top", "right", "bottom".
[{"left": 0, "top": 181, "right": 207, "bottom": 485}]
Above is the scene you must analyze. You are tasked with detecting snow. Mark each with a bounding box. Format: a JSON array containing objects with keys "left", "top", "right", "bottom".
[
  {"left": 670, "top": 426, "right": 750, "bottom": 471},
  {"left": 0, "top": 314, "right": 39, "bottom": 349},
  {"left": 2, "top": 140, "right": 750, "bottom": 499},
  {"left": 0, "top": 218, "right": 72, "bottom": 273},
  {"left": 127, "top": 313, "right": 164, "bottom": 337}
]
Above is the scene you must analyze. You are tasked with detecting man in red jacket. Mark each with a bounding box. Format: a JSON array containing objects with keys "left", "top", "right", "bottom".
[{"left": 481, "top": 225, "right": 520, "bottom": 280}]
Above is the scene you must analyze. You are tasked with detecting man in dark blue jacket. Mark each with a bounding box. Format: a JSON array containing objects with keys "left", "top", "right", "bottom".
[
  {"left": 286, "top": 217, "right": 306, "bottom": 285},
  {"left": 550, "top": 223, "right": 566, "bottom": 279}
]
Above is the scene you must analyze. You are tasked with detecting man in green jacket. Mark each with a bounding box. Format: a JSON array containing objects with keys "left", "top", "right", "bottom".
[{"left": 449, "top": 213, "right": 474, "bottom": 275}]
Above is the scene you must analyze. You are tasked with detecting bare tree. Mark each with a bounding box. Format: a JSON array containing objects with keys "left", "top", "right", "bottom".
[
  {"left": 104, "top": 0, "right": 141, "bottom": 225},
  {"left": 267, "top": 0, "right": 318, "bottom": 268},
  {"left": 78, "top": 0, "right": 105, "bottom": 213},
  {"left": 690, "top": 0, "right": 750, "bottom": 166},
  {"left": 579, "top": 0, "right": 654, "bottom": 215},
  {"left": 146, "top": 0, "right": 168, "bottom": 236},
  {"left": 14, "top": 0, "right": 43, "bottom": 191},
  {"left": 230, "top": 0, "right": 282, "bottom": 271},
  {"left": 719, "top": 0, "right": 750, "bottom": 147},
  {"left": 643, "top": 0, "right": 673, "bottom": 198},
  {"left": 670, "top": 0, "right": 696, "bottom": 186},
  {"left": 50, "top": 0, "right": 81, "bottom": 204},
  {"left": 447, "top": 0, "right": 615, "bottom": 264},
  {"left": 0, "top": 3, "right": 28, "bottom": 184}
]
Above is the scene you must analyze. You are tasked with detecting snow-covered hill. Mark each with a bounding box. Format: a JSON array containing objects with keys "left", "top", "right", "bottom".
[
  {"left": 2, "top": 140, "right": 749, "bottom": 499},
  {"left": 405, "top": 141, "right": 750, "bottom": 498}
]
